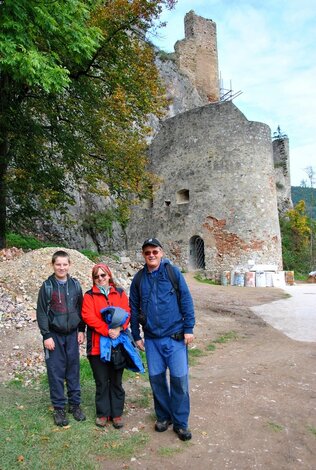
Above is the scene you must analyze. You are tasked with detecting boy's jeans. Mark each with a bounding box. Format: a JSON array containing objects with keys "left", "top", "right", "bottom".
[
  {"left": 145, "top": 336, "right": 190, "bottom": 429},
  {"left": 45, "top": 330, "right": 81, "bottom": 408}
]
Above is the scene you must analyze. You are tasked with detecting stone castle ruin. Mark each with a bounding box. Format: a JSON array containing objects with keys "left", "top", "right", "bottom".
[
  {"left": 35, "top": 10, "right": 292, "bottom": 278},
  {"left": 127, "top": 11, "right": 292, "bottom": 274}
]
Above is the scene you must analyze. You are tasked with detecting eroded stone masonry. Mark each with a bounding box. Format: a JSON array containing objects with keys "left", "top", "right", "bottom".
[
  {"left": 174, "top": 10, "right": 219, "bottom": 103},
  {"left": 127, "top": 11, "right": 291, "bottom": 273}
]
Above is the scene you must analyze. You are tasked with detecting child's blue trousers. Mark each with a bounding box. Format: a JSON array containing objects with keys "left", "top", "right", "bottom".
[{"left": 45, "top": 330, "right": 81, "bottom": 409}]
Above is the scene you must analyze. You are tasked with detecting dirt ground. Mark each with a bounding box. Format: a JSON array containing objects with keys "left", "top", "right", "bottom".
[
  {"left": 104, "top": 275, "right": 316, "bottom": 470},
  {"left": 1, "top": 271, "right": 316, "bottom": 469}
]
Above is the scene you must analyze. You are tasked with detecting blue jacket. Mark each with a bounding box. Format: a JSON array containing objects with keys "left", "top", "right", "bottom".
[
  {"left": 129, "top": 259, "right": 195, "bottom": 341},
  {"left": 100, "top": 331, "right": 145, "bottom": 373},
  {"left": 99, "top": 306, "right": 145, "bottom": 373}
]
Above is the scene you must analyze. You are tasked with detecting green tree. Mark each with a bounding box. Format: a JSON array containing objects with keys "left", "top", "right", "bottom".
[
  {"left": 280, "top": 200, "right": 315, "bottom": 273},
  {"left": 0, "top": 0, "right": 175, "bottom": 248}
]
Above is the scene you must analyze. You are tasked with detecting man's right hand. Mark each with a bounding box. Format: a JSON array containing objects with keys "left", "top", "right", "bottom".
[
  {"left": 44, "top": 337, "right": 55, "bottom": 350},
  {"left": 136, "top": 339, "right": 145, "bottom": 351}
]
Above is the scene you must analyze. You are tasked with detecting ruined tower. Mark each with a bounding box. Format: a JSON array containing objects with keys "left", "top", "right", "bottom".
[
  {"left": 272, "top": 130, "right": 292, "bottom": 214},
  {"left": 127, "top": 102, "right": 283, "bottom": 272},
  {"left": 127, "top": 12, "right": 283, "bottom": 273},
  {"left": 174, "top": 10, "right": 220, "bottom": 103}
]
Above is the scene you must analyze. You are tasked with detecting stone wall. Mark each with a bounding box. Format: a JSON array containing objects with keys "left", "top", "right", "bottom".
[
  {"left": 174, "top": 10, "right": 220, "bottom": 103},
  {"left": 127, "top": 101, "right": 283, "bottom": 272}
]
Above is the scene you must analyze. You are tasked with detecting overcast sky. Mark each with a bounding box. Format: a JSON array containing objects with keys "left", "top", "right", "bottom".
[{"left": 150, "top": 0, "right": 316, "bottom": 186}]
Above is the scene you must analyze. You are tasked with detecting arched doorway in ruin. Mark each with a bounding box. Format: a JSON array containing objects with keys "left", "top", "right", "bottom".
[{"left": 189, "top": 236, "right": 205, "bottom": 270}]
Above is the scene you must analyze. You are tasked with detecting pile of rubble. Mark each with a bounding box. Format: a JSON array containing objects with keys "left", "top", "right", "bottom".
[
  {"left": 0, "top": 246, "right": 24, "bottom": 261},
  {"left": 0, "top": 246, "right": 142, "bottom": 322}
]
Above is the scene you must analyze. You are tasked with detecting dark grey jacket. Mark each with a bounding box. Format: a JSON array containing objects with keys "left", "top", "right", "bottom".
[{"left": 36, "top": 274, "right": 84, "bottom": 340}]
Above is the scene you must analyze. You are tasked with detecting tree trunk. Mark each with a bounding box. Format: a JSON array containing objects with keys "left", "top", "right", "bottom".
[
  {"left": 0, "top": 139, "right": 8, "bottom": 249},
  {"left": 0, "top": 74, "right": 10, "bottom": 249}
]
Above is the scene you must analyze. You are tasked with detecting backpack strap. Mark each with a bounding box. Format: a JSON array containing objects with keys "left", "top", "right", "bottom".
[
  {"left": 133, "top": 268, "right": 145, "bottom": 298},
  {"left": 44, "top": 279, "right": 53, "bottom": 315},
  {"left": 72, "top": 277, "right": 81, "bottom": 297},
  {"left": 165, "top": 263, "right": 180, "bottom": 305},
  {"left": 116, "top": 287, "right": 124, "bottom": 296}
]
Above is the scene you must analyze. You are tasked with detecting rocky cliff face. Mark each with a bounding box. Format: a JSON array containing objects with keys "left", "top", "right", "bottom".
[{"left": 156, "top": 56, "right": 205, "bottom": 119}]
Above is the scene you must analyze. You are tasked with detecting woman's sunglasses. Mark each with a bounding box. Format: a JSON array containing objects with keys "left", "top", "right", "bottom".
[
  {"left": 144, "top": 249, "right": 160, "bottom": 256},
  {"left": 93, "top": 273, "right": 108, "bottom": 279}
]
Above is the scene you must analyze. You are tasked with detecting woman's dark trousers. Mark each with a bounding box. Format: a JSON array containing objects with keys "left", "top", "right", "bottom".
[{"left": 88, "top": 355, "right": 125, "bottom": 418}]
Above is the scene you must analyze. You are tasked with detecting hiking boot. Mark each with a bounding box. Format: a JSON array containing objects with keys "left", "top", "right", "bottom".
[
  {"left": 173, "top": 427, "right": 192, "bottom": 441},
  {"left": 69, "top": 404, "right": 86, "bottom": 421},
  {"left": 112, "top": 416, "right": 124, "bottom": 429},
  {"left": 53, "top": 408, "right": 69, "bottom": 427},
  {"left": 155, "top": 420, "right": 172, "bottom": 432},
  {"left": 95, "top": 416, "right": 108, "bottom": 427}
]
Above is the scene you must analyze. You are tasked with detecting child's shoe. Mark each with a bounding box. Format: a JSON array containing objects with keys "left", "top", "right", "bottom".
[
  {"left": 53, "top": 408, "right": 69, "bottom": 427},
  {"left": 69, "top": 404, "right": 86, "bottom": 421}
]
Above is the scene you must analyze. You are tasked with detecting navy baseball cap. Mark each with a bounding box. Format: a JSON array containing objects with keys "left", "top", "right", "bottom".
[{"left": 142, "top": 238, "right": 163, "bottom": 250}]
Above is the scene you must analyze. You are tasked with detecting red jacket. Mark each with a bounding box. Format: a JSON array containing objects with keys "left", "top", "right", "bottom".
[{"left": 81, "top": 285, "right": 130, "bottom": 356}]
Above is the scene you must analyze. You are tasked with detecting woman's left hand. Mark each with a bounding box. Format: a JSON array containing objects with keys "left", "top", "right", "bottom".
[{"left": 109, "top": 327, "right": 121, "bottom": 339}]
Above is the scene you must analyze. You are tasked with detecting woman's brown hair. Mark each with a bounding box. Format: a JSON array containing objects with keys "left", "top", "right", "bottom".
[{"left": 91, "top": 263, "right": 116, "bottom": 287}]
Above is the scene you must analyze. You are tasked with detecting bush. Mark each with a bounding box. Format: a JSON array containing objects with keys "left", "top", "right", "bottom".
[
  {"left": 6, "top": 232, "right": 55, "bottom": 250},
  {"left": 280, "top": 201, "right": 315, "bottom": 275},
  {"left": 80, "top": 249, "right": 100, "bottom": 262}
]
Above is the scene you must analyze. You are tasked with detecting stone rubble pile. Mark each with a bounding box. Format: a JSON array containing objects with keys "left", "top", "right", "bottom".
[
  {"left": 0, "top": 247, "right": 24, "bottom": 261},
  {"left": 0, "top": 287, "right": 34, "bottom": 329}
]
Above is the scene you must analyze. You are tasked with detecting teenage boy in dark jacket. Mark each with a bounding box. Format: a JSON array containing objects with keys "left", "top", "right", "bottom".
[{"left": 36, "top": 250, "right": 86, "bottom": 426}]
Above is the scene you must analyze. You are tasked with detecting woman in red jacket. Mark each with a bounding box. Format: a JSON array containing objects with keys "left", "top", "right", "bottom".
[{"left": 81, "top": 263, "right": 130, "bottom": 429}]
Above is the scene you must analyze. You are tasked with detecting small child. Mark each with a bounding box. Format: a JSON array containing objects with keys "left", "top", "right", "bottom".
[{"left": 36, "top": 250, "right": 86, "bottom": 426}]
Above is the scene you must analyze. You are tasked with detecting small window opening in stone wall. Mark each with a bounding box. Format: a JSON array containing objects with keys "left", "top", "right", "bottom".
[
  {"left": 176, "top": 189, "right": 189, "bottom": 204},
  {"left": 165, "top": 200, "right": 171, "bottom": 207}
]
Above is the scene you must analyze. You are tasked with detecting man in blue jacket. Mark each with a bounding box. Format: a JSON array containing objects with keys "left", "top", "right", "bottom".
[{"left": 130, "top": 238, "right": 195, "bottom": 441}]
